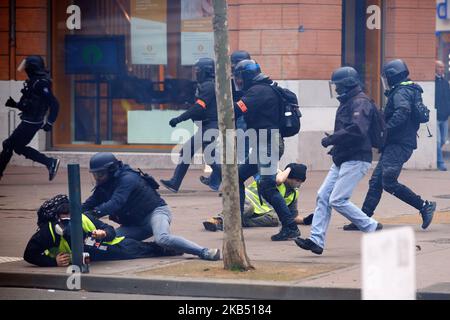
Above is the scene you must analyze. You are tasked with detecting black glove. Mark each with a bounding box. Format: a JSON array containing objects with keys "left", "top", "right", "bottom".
[
  {"left": 169, "top": 117, "right": 180, "bottom": 128},
  {"left": 321, "top": 136, "right": 332, "bottom": 148},
  {"left": 5, "top": 97, "right": 17, "bottom": 109},
  {"left": 42, "top": 123, "right": 52, "bottom": 132}
]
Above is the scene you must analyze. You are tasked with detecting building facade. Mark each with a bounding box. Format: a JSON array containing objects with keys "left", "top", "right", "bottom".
[{"left": 0, "top": 0, "right": 437, "bottom": 170}]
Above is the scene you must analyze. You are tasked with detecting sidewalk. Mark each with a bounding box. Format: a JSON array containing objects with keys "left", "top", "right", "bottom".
[{"left": 1, "top": 166, "right": 450, "bottom": 299}]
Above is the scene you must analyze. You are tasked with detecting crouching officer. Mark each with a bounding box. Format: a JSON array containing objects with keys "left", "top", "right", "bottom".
[
  {"left": 1, "top": 56, "right": 60, "bottom": 182},
  {"left": 349, "top": 59, "right": 436, "bottom": 231},
  {"left": 232, "top": 60, "right": 299, "bottom": 241},
  {"left": 160, "top": 57, "right": 221, "bottom": 193},
  {"left": 82, "top": 152, "right": 221, "bottom": 261},
  {"left": 203, "top": 163, "right": 313, "bottom": 231},
  {"left": 23, "top": 195, "right": 179, "bottom": 267}
]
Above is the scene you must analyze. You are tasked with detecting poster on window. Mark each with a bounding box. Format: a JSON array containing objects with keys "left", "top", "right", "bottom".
[
  {"left": 131, "top": 0, "right": 167, "bottom": 65},
  {"left": 181, "top": 0, "right": 214, "bottom": 66}
]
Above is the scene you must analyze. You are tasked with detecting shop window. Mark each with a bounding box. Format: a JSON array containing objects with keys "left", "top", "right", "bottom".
[{"left": 51, "top": 0, "right": 214, "bottom": 150}]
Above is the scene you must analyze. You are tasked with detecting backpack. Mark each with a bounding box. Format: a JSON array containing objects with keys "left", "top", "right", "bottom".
[
  {"left": 393, "top": 83, "right": 430, "bottom": 124},
  {"left": 361, "top": 97, "right": 387, "bottom": 150},
  {"left": 412, "top": 91, "right": 430, "bottom": 124},
  {"left": 270, "top": 83, "right": 302, "bottom": 138}
]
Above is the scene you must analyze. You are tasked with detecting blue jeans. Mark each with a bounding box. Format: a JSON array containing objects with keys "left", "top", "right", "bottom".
[
  {"left": 437, "top": 120, "right": 448, "bottom": 168},
  {"left": 310, "top": 161, "right": 379, "bottom": 249},
  {"left": 116, "top": 206, "right": 208, "bottom": 258}
]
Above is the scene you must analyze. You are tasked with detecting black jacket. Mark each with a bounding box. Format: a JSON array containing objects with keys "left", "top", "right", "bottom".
[
  {"left": 234, "top": 77, "right": 280, "bottom": 131},
  {"left": 17, "top": 76, "right": 59, "bottom": 124},
  {"left": 176, "top": 79, "right": 218, "bottom": 126},
  {"left": 435, "top": 75, "right": 450, "bottom": 121},
  {"left": 23, "top": 213, "right": 116, "bottom": 267},
  {"left": 325, "top": 87, "right": 374, "bottom": 166},
  {"left": 384, "top": 82, "right": 421, "bottom": 149},
  {"left": 82, "top": 165, "right": 166, "bottom": 226}
]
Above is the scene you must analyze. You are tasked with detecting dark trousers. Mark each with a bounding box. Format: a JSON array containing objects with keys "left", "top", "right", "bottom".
[
  {"left": 362, "top": 144, "right": 424, "bottom": 216},
  {"left": 238, "top": 132, "right": 295, "bottom": 228},
  {"left": 87, "top": 238, "right": 176, "bottom": 261},
  {"left": 0, "top": 121, "right": 53, "bottom": 176},
  {"left": 169, "top": 122, "right": 221, "bottom": 190}
]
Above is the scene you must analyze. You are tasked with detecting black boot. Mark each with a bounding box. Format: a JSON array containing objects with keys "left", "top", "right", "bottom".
[
  {"left": 48, "top": 158, "right": 60, "bottom": 181},
  {"left": 271, "top": 224, "right": 300, "bottom": 241}
]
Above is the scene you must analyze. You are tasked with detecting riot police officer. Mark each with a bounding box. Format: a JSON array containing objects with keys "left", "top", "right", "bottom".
[
  {"left": 82, "top": 152, "right": 220, "bottom": 261},
  {"left": 295, "top": 67, "right": 382, "bottom": 255},
  {"left": 345, "top": 59, "right": 436, "bottom": 231},
  {"left": 160, "top": 57, "right": 222, "bottom": 192},
  {"left": 1, "top": 56, "right": 60, "bottom": 181},
  {"left": 233, "top": 59, "right": 300, "bottom": 241},
  {"left": 199, "top": 50, "right": 252, "bottom": 188}
]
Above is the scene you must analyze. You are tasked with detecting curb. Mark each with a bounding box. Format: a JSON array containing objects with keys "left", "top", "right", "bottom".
[
  {"left": 1, "top": 272, "right": 449, "bottom": 300},
  {"left": 0, "top": 271, "right": 360, "bottom": 300}
]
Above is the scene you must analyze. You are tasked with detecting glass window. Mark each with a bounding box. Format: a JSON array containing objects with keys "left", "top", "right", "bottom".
[{"left": 51, "top": 0, "right": 214, "bottom": 150}]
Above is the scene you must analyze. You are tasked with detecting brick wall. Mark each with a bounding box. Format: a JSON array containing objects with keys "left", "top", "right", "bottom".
[
  {"left": 0, "top": 0, "right": 48, "bottom": 81},
  {"left": 385, "top": 0, "right": 436, "bottom": 81},
  {"left": 0, "top": 0, "right": 9, "bottom": 80},
  {"left": 228, "top": 0, "right": 343, "bottom": 80}
]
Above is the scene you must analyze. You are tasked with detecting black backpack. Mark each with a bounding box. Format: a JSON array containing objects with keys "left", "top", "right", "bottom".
[
  {"left": 393, "top": 83, "right": 430, "bottom": 124},
  {"left": 361, "top": 97, "right": 387, "bottom": 150},
  {"left": 412, "top": 91, "right": 430, "bottom": 124},
  {"left": 270, "top": 82, "right": 302, "bottom": 138}
]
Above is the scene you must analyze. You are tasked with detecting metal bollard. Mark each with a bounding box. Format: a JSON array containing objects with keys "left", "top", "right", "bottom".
[{"left": 68, "top": 164, "right": 89, "bottom": 273}]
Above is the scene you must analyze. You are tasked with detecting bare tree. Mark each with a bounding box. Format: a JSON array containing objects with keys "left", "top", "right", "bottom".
[{"left": 212, "top": 0, "right": 253, "bottom": 271}]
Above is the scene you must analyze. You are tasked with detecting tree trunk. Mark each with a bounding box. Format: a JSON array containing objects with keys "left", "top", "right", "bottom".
[{"left": 212, "top": 0, "right": 253, "bottom": 271}]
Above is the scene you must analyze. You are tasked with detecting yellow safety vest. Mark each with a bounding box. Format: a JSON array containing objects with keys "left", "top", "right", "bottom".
[
  {"left": 245, "top": 181, "right": 299, "bottom": 215},
  {"left": 45, "top": 214, "right": 124, "bottom": 258}
]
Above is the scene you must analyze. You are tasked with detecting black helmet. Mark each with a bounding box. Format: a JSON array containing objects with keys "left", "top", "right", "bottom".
[
  {"left": 233, "top": 59, "right": 262, "bottom": 91},
  {"left": 89, "top": 152, "right": 121, "bottom": 173},
  {"left": 193, "top": 57, "right": 215, "bottom": 83},
  {"left": 231, "top": 50, "right": 251, "bottom": 72},
  {"left": 37, "top": 194, "right": 70, "bottom": 226},
  {"left": 382, "top": 59, "right": 409, "bottom": 88},
  {"left": 19, "top": 55, "right": 48, "bottom": 78},
  {"left": 331, "top": 66, "right": 360, "bottom": 87},
  {"left": 329, "top": 66, "right": 360, "bottom": 98}
]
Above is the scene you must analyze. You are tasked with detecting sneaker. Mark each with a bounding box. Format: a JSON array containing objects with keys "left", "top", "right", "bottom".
[
  {"left": 343, "top": 222, "right": 360, "bottom": 231},
  {"left": 199, "top": 176, "right": 219, "bottom": 192},
  {"left": 160, "top": 179, "right": 179, "bottom": 193},
  {"left": 271, "top": 225, "right": 300, "bottom": 241},
  {"left": 203, "top": 217, "right": 223, "bottom": 232},
  {"left": 420, "top": 201, "right": 436, "bottom": 230},
  {"left": 202, "top": 248, "right": 221, "bottom": 261},
  {"left": 48, "top": 159, "right": 60, "bottom": 181},
  {"left": 294, "top": 238, "right": 323, "bottom": 255},
  {"left": 438, "top": 166, "right": 448, "bottom": 172},
  {"left": 376, "top": 223, "right": 383, "bottom": 231}
]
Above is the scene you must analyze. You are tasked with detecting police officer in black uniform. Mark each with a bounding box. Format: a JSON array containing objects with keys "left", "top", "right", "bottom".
[
  {"left": 1, "top": 55, "right": 60, "bottom": 181},
  {"left": 83, "top": 153, "right": 220, "bottom": 261},
  {"left": 160, "top": 57, "right": 221, "bottom": 192},
  {"left": 199, "top": 50, "right": 252, "bottom": 188},
  {"left": 233, "top": 59, "right": 300, "bottom": 241},
  {"left": 344, "top": 59, "right": 436, "bottom": 231}
]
